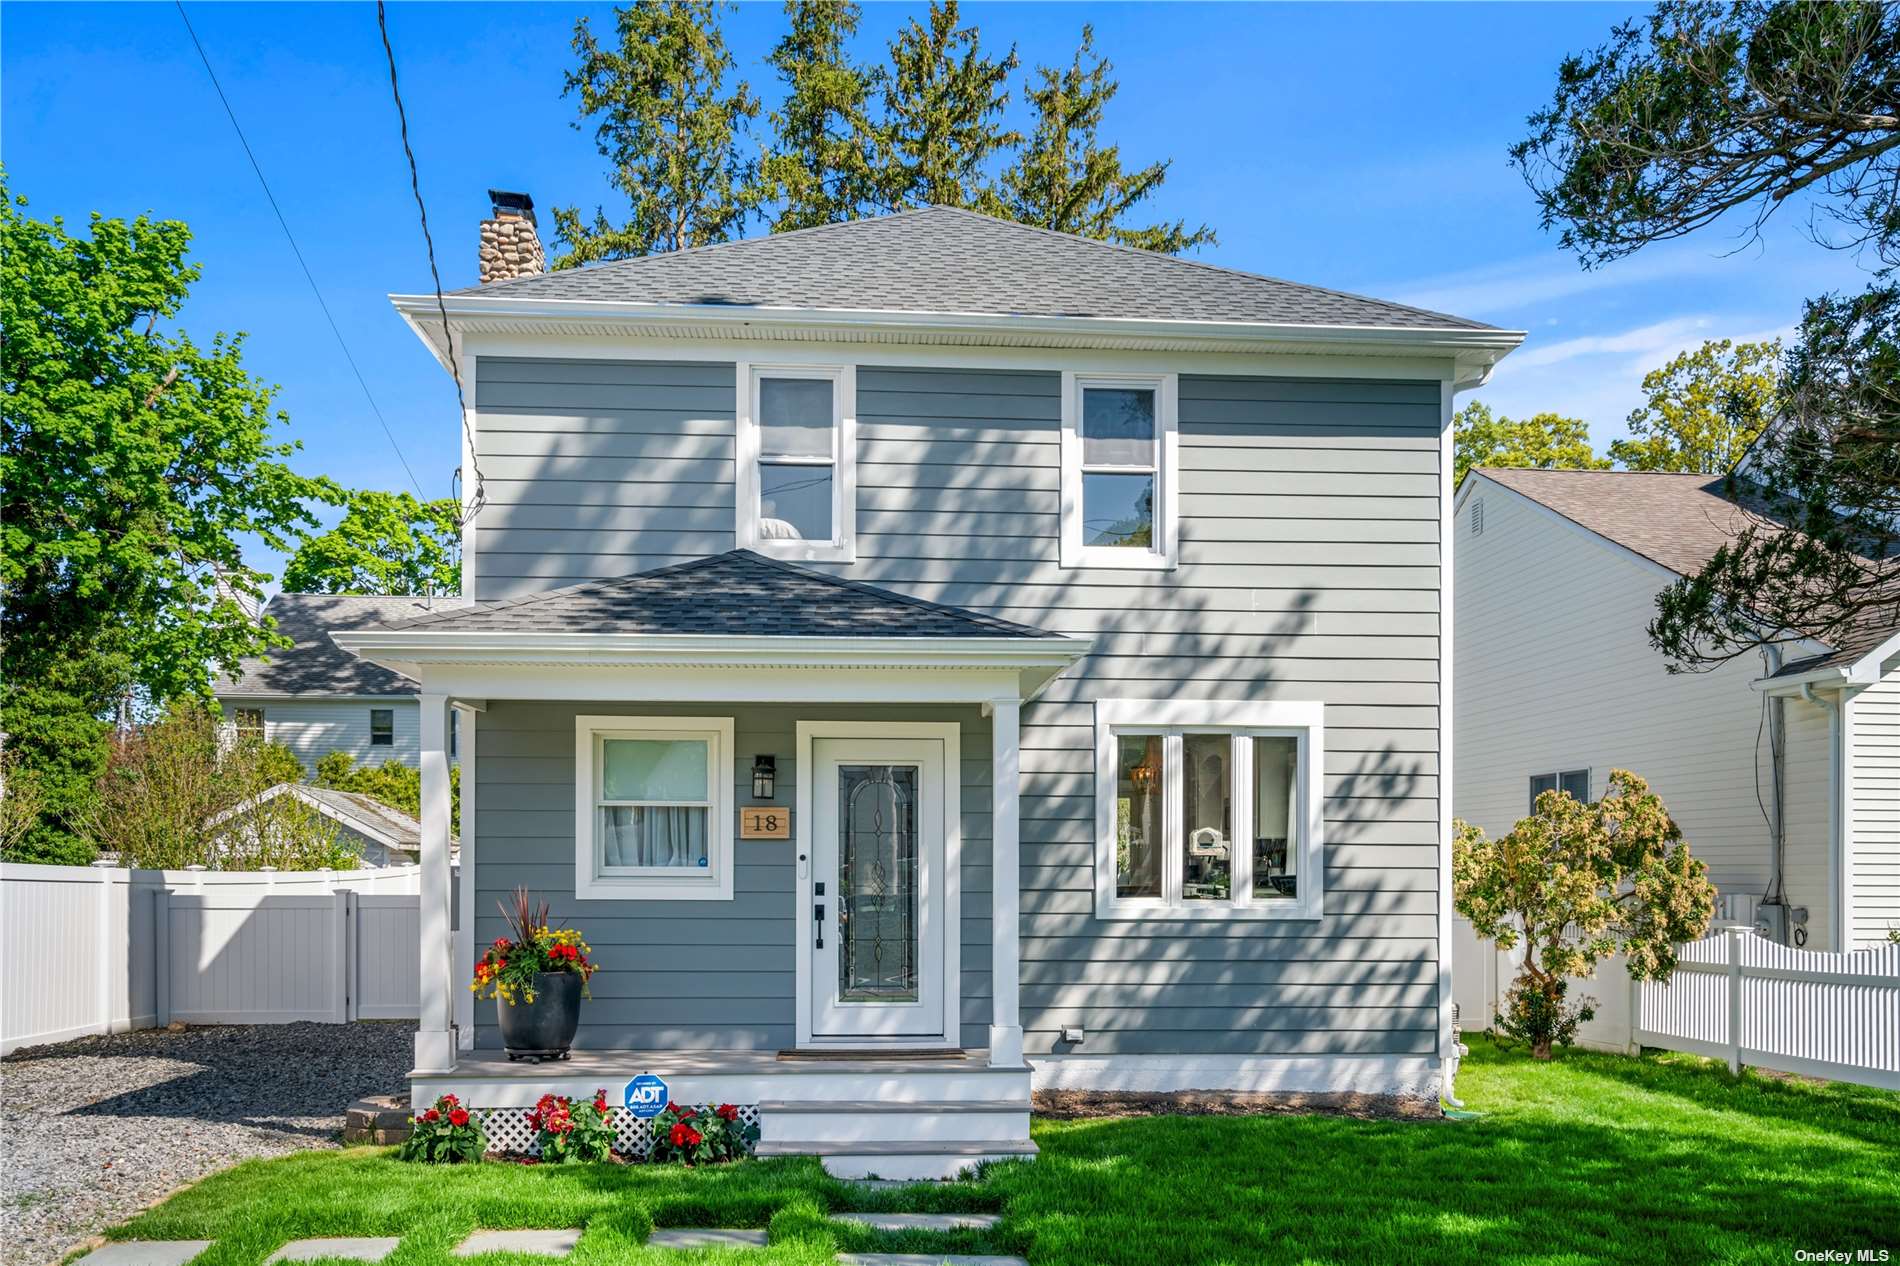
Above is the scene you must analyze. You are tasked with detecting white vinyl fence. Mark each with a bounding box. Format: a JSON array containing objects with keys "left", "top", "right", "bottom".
[
  {"left": 1, "top": 862, "right": 430, "bottom": 1055},
  {"left": 1454, "top": 916, "right": 1900, "bottom": 1090}
]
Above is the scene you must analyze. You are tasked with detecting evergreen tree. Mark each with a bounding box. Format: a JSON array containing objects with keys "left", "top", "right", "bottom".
[
  {"left": 1001, "top": 26, "right": 1214, "bottom": 254},
  {"left": 758, "top": 0, "right": 878, "bottom": 232},
  {"left": 869, "top": 0, "right": 1020, "bottom": 213},
  {"left": 553, "top": 0, "right": 761, "bottom": 264}
]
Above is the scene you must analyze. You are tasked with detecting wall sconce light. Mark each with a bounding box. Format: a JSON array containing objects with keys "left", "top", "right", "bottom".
[
  {"left": 1130, "top": 756, "right": 1160, "bottom": 796},
  {"left": 752, "top": 754, "right": 777, "bottom": 801}
]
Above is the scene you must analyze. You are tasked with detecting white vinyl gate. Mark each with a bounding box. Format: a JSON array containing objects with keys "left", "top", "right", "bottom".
[{"left": 1, "top": 862, "right": 436, "bottom": 1055}]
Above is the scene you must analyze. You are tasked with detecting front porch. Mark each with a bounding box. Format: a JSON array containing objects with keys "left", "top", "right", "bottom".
[{"left": 330, "top": 551, "right": 1092, "bottom": 1178}]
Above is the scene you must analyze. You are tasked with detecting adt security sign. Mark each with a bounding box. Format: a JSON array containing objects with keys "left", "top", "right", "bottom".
[{"left": 624, "top": 1073, "right": 669, "bottom": 1119}]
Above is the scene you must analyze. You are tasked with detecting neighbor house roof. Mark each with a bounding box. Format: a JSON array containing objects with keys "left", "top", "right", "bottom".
[
  {"left": 211, "top": 782, "right": 454, "bottom": 855},
  {"left": 215, "top": 593, "right": 446, "bottom": 697},
  {"left": 1470, "top": 467, "right": 1898, "bottom": 681},
  {"left": 452, "top": 205, "right": 1495, "bottom": 332},
  {"left": 377, "top": 550, "right": 1064, "bottom": 640}
]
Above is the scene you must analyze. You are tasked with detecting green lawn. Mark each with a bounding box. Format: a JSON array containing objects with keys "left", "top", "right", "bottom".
[{"left": 106, "top": 1038, "right": 1899, "bottom": 1266}]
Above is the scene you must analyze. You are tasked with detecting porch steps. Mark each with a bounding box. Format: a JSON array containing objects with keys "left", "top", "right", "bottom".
[{"left": 759, "top": 1097, "right": 1034, "bottom": 1178}]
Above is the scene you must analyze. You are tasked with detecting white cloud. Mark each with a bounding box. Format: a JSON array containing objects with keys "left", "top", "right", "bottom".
[
  {"left": 1507, "top": 316, "right": 1718, "bottom": 371},
  {"left": 1388, "top": 246, "right": 1728, "bottom": 319}
]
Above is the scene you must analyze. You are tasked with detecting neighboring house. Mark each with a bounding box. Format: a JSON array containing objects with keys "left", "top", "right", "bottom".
[
  {"left": 1455, "top": 468, "right": 1898, "bottom": 953},
  {"left": 216, "top": 593, "right": 449, "bottom": 773},
  {"left": 334, "top": 194, "right": 1523, "bottom": 1176},
  {"left": 212, "top": 782, "right": 453, "bottom": 869}
]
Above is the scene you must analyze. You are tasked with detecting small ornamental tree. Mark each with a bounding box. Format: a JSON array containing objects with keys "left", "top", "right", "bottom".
[{"left": 1453, "top": 769, "right": 1715, "bottom": 1059}]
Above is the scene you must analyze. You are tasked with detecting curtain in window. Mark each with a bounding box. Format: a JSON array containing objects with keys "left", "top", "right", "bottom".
[{"left": 601, "top": 805, "right": 709, "bottom": 868}]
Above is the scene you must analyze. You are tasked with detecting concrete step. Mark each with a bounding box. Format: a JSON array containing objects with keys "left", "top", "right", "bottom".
[
  {"left": 755, "top": 1138, "right": 1038, "bottom": 1182},
  {"left": 761, "top": 1100, "right": 1032, "bottom": 1146}
]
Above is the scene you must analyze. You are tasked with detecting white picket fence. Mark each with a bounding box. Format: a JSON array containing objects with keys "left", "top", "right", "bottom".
[
  {"left": 1454, "top": 916, "right": 1900, "bottom": 1090},
  {"left": 0, "top": 862, "right": 428, "bottom": 1055}
]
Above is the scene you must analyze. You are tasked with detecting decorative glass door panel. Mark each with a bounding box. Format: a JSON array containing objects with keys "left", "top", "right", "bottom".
[
  {"left": 838, "top": 765, "right": 920, "bottom": 1002},
  {"left": 809, "top": 738, "right": 946, "bottom": 1041}
]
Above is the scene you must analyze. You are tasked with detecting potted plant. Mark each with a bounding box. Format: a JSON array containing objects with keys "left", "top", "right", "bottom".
[{"left": 471, "top": 887, "right": 597, "bottom": 1062}]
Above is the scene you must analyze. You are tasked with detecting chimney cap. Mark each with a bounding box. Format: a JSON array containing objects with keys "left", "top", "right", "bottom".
[{"left": 488, "top": 189, "right": 536, "bottom": 224}]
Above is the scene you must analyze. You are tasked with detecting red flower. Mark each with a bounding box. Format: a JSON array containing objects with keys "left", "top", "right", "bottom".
[
  {"left": 669, "top": 1122, "right": 702, "bottom": 1147},
  {"left": 680, "top": 1107, "right": 697, "bottom": 1120},
  {"left": 716, "top": 1103, "right": 739, "bottom": 1122},
  {"left": 423, "top": 1108, "right": 440, "bottom": 1123},
  {"left": 493, "top": 937, "right": 509, "bottom": 948},
  {"left": 449, "top": 1108, "right": 470, "bottom": 1127},
  {"left": 442, "top": 1094, "right": 459, "bottom": 1107},
  {"left": 593, "top": 1092, "right": 609, "bottom": 1113}
]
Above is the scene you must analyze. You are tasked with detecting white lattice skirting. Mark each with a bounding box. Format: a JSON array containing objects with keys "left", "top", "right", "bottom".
[{"left": 480, "top": 1104, "right": 762, "bottom": 1158}]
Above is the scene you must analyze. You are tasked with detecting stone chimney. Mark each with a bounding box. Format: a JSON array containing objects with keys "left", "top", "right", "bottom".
[{"left": 479, "top": 190, "right": 544, "bottom": 284}]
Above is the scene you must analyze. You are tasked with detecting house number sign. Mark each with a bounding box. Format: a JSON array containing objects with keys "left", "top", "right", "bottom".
[{"left": 740, "top": 807, "right": 790, "bottom": 839}]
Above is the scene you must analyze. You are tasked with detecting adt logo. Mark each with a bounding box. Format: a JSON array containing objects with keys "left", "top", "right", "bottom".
[{"left": 623, "top": 1073, "right": 669, "bottom": 1119}]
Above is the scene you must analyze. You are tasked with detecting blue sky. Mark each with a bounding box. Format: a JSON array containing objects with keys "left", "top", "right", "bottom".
[{"left": 3, "top": 1, "right": 1876, "bottom": 581}]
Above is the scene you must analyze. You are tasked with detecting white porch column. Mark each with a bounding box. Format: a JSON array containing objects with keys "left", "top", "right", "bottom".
[
  {"left": 416, "top": 692, "right": 456, "bottom": 1072},
  {"left": 988, "top": 697, "right": 1024, "bottom": 1067}
]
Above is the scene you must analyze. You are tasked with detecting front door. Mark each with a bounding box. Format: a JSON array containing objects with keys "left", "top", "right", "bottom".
[{"left": 809, "top": 737, "right": 947, "bottom": 1042}]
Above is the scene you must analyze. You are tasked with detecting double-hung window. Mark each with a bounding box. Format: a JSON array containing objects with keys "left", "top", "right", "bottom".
[
  {"left": 574, "top": 716, "right": 734, "bottom": 900},
  {"left": 370, "top": 708, "right": 394, "bottom": 747},
  {"left": 1060, "top": 372, "right": 1178, "bottom": 569},
  {"left": 1529, "top": 768, "right": 1590, "bottom": 812},
  {"left": 736, "top": 364, "right": 856, "bottom": 563},
  {"left": 233, "top": 707, "right": 265, "bottom": 741},
  {"left": 1094, "top": 699, "right": 1323, "bottom": 920}
]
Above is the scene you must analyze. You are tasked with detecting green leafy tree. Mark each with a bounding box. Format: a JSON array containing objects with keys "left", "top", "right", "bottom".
[
  {"left": 1653, "top": 285, "right": 1900, "bottom": 668},
  {"left": 315, "top": 751, "right": 460, "bottom": 836},
  {"left": 553, "top": 0, "right": 761, "bottom": 265},
  {"left": 869, "top": 0, "right": 1020, "bottom": 214},
  {"left": 1454, "top": 770, "right": 1715, "bottom": 1060},
  {"left": 1000, "top": 26, "right": 1214, "bottom": 254},
  {"left": 758, "top": 0, "right": 879, "bottom": 233},
  {"left": 1454, "top": 401, "right": 1610, "bottom": 486},
  {"left": 1609, "top": 339, "right": 1781, "bottom": 473},
  {"left": 1511, "top": 2, "right": 1900, "bottom": 270},
  {"left": 282, "top": 490, "right": 461, "bottom": 596},
  {"left": 0, "top": 176, "right": 337, "bottom": 861},
  {"left": 1513, "top": 3, "right": 1900, "bottom": 668}
]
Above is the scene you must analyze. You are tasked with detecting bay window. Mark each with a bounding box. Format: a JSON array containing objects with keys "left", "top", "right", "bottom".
[
  {"left": 574, "top": 715, "right": 734, "bottom": 900},
  {"left": 1095, "top": 699, "right": 1324, "bottom": 919}
]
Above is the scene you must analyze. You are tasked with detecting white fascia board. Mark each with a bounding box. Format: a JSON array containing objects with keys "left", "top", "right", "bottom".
[
  {"left": 389, "top": 293, "right": 1525, "bottom": 363},
  {"left": 1846, "top": 630, "right": 1900, "bottom": 684}
]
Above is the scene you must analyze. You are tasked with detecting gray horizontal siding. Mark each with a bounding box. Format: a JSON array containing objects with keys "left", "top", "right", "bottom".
[
  {"left": 471, "top": 700, "right": 991, "bottom": 1052},
  {"left": 467, "top": 357, "right": 1443, "bottom": 1060}
]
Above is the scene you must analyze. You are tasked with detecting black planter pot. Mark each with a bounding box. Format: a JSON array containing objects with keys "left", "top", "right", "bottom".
[{"left": 497, "top": 971, "right": 582, "bottom": 1062}]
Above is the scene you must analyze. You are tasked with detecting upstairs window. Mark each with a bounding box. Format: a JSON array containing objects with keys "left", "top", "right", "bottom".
[
  {"left": 1530, "top": 768, "right": 1590, "bottom": 811},
  {"left": 1060, "top": 373, "right": 1178, "bottom": 569},
  {"left": 370, "top": 708, "right": 394, "bottom": 747},
  {"left": 233, "top": 707, "right": 265, "bottom": 740},
  {"left": 1095, "top": 699, "right": 1324, "bottom": 920},
  {"left": 737, "top": 364, "right": 856, "bottom": 563}
]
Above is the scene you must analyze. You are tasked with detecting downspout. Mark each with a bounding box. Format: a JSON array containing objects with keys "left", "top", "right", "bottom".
[
  {"left": 1801, "top": 682, "right": 1846, "bottom": 952},
  {"left": 1761, "top": 645, "right": 1787, "bottom": 913}
]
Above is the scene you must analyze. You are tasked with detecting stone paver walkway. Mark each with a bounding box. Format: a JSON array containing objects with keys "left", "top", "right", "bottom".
[
  {"left": 73, "top": 1244, "right": 213, "bottom": 1266},
  {"left": 452, "top": 1229, "right": 583, "bottom": 1258},
  {"left": 836, "top": 1256, "right": 1027, "bottom": 1266},
  {"left": 648, "top": 1229, "right": 770, "bottom": 1249},
  {"left": 266, "top": 1239, "right": 402, "bottom": 1263},
  {"left": 835, "top": 1213, "right": 999, "bottom": 1231}
]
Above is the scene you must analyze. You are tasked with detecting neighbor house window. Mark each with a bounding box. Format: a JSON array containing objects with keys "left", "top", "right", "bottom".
[
  {"left": 233, "top": 707, "right": 265, "bottom": 740},
  {"left": 1060, "top": 372, "right": 1178, "bottom": 569},
  {"left": 574, "top": 715, "right": 734, "bottom": 900},
  {"left": 1095, "top": 699, "right": 1323, "bottom": 919},
  {"left": 370, "top": 709, "right": 394, "bottom": 747},
  {"left": 736, "top": 364, "right": 856, "bottom": 563},
  {"left": 1530, "top": 768, "right": 1590, "bottom": 812}
]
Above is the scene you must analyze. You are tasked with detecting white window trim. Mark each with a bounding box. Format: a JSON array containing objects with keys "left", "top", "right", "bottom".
[
  {"left": 574, "top": 715, "right": 735, "bottom": 901},
  {"left": 1093, "top": 698, "right": 1324, "bottom": 921},
  {"left": 1529, "top": 767, "right": 1590, "bottom": 813},
  {"left": 1060, "top": 371, "right": 1179, "bottom": 570},
  {"left": 369, "top": 707, "right": 395, "bottom": 747},
  {"left": 735, "top": 362, "right": 857, "bottom": 564}
]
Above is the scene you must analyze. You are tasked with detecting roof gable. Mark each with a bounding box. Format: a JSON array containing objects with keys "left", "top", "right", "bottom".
[
  {"left": 453, "top": 206, "right": 1493, "bottom": 332},
  {"left": 216, "top": 593, "right": 443, "bottom": 697},
  {"left": 380, "top": 550, "right": 1063, "bottom": 640}
]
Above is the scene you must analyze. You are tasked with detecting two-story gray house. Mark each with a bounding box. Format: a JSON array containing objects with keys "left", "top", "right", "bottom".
[{"left": 335, "top": 195, "right": 1522, "bottom": 1177}]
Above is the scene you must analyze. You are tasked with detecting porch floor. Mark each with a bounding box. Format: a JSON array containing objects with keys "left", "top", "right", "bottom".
[{"left": 432, "top": 1048, "right": 1005, "bottom": 1078}]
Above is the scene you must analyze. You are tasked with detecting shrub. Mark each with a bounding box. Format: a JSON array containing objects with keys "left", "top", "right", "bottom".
[
  {"left": 398, "top": 1093, "right": 485, "bottom": 1163},
  {"left": 650, "top": 1102, "right": 756, "bottom": 1165},
  {"left": 1454, "top": 769, "right": 1714, "bottom": 1059},
  {"left": 528, "top": 1090, "right": 615, "bottom": 1163},
  {"left": 315, "top": 751, "right": 459, "bottom": 834}
]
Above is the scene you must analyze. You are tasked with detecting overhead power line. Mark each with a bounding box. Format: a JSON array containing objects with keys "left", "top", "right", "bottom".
[
  {"left": 376, "top": 0, "right": 486, "bottom": 530},
  {"left": 173, "top": 0, "right": 427, "bottom": 502}
]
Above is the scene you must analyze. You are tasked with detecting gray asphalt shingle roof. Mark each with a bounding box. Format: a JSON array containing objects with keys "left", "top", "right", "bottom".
[
  {"left": 379, "top": 549, "right": 1064, "bottom": 639},
  {"left": 455, "top": 206, "right": 1494, "bottom": 332},
  {"left": 1474, "top": 467, "right": 1898, "bottom": 678},
  {"left": 215, "top": 593, "right": 439, "bottom": 697}
]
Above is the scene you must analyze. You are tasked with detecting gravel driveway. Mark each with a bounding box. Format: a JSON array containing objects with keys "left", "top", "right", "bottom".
[{"left": 1, "top": 1022, "right": 413, "bottom": 1266}]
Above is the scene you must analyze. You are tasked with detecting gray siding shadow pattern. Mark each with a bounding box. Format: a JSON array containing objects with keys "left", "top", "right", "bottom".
[{"left": 470, "top": 358, "right": 1441, "bottom": 1058}]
